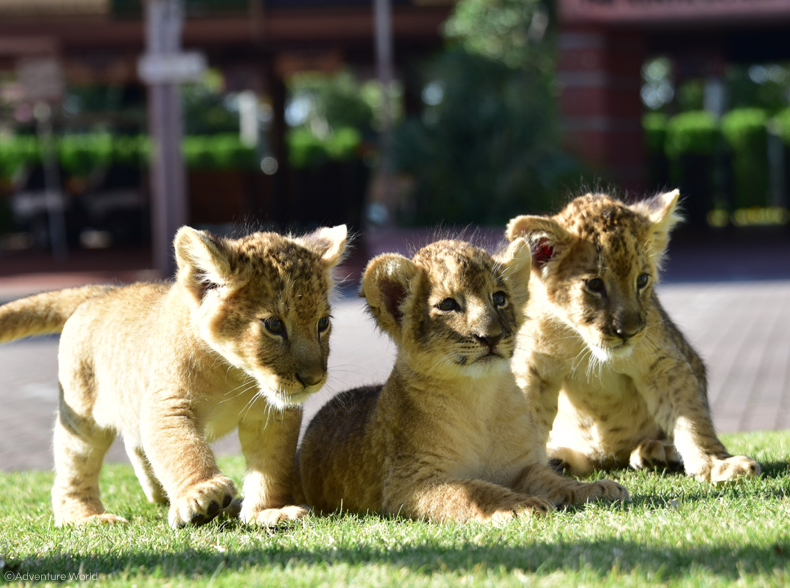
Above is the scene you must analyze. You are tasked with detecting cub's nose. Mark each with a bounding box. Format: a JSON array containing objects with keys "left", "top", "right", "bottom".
[
  {"left": 473, "top": 333, "right": 503, "bottom": 350},
  {"left": 614, "top": 316, "right": 642, "bottom": 340},
  {"left": 295, "top": 369, "right": 324, "bottom": 388}
]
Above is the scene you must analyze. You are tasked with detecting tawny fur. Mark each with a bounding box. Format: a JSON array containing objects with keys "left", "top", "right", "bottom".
[
  {"left": 0, "top": 225, "right": 347, "bottom": 527},
  {"left": 297, "top": 239, "right": 629, "bottom": 523},
  {"left": 506, "top": 190, "right": 760, "bottom": 483}
]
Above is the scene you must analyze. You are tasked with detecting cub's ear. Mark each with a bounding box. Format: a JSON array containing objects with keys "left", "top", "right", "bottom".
[
  {"left": 496, "top": 237, "right": 531, "bottom": 287},
  {"left": 505, "top": 215, "right": 572, "bottom": 277},
  {"left": 361, "top": 253, "right": 419, "bottom": 339},
  {"left": 495, "top": 237, "right": 532, "bottom": 313},
  {"left": 174, "top": 226, "right": 233, "bottom": 300},
  {"left": 630, "top": 189, "right": 682, "bottom": 270},
  {"left": 299, "top": 224, "right": 349, "bottom": 269}
]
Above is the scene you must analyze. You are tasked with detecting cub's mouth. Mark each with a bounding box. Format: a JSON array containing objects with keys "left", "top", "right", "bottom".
[
  {"left": 470, "top": 347, "right": 510, "bottom": 366},
  {"left": 261, "top": 388, "right": 316, "bottom": 410},
  {"left": 256, "top": 375, "right": 324, "bottom": 409},
  {"left": 589, "top": 339, "right": 634, "bottom": 362}
]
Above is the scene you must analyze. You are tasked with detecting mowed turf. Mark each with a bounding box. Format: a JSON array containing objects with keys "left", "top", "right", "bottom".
[{"left": 1, "top": 431, "right": 788, "bottom": 587}]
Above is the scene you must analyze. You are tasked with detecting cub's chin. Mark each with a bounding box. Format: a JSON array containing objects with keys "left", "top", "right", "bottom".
[
  {"left": 260, "top": 380, "right": 322, "bottom": 410},
  {"left": 589, "top": 342, "right": 634, "bottom": 362},
  {"left": 462, "top": 353, "right": 510, "bottom": 379}
]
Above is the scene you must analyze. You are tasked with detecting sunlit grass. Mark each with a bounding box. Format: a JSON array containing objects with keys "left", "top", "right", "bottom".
[{"left": 1, "top": 431, "right": 788, "bottom": 587}]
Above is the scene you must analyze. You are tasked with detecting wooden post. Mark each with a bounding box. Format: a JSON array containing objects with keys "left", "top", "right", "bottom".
[
  {"left": 144, "top": 0, "right": 188, "bottom": 277},
  {"left": 373, "top": 0, "right": 395, "bottom": 225}
]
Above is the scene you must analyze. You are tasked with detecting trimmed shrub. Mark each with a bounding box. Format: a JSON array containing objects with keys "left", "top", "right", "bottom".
[
  {"left": 287, "top": 127, "right": 361, "bottom": 169},
  {"left": 0, "top": 135, "right": 41, "bottom": 180},
  {"left": 643, "top": 112, "right": 667, "bottom": 155},
  {"left": 665, "top": 111, "right": 718, "bottom": 160},
  {"left": 772, "top": 107, "right": 790, "bottom": 146},
  {"left": 721, "top": 108, "right": 769, "bottom": 209},
  {"left": 59, "top": 134, "right": 113, "bottom": 176}
]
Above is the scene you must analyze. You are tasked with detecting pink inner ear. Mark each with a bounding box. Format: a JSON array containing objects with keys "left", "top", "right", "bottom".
[{"left": 532, "top": 238, "right": 554, "bottom": 267}]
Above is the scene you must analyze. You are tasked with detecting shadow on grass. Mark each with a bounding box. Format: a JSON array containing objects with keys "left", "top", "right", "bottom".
[
  {"left": 757, "top": 461, "right": 790, "bottom": 479},
  {"left": 7, "top": 528, "right": 789, "bottom": 583}
]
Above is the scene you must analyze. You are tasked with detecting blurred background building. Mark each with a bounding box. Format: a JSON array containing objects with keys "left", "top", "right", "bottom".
[{"left": 0, "top": 0, "right": 788, "bottom": 274}]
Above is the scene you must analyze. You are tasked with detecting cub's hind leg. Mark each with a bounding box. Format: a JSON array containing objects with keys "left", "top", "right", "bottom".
[
  {"left": 52, "top": 387, "right": 127, "bottom": 525},
  {"left": 514, "top": 462, "right": 630, "bottom": 507},
  {"left": 125, "top": 441, "right": 167, "bottom": 505}
]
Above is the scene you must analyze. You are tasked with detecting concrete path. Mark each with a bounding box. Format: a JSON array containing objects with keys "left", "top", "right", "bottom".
[{"left": 1, "top": 228, "right": 789, "bottom": 470}]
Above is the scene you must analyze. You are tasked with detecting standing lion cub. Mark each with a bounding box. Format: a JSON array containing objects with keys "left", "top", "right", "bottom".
[
  {"left": 297, "top": 239, "right": 628, "bottom": 522},
  {"left": 506, "top": 191, "right": 760, "bottom": 483},
  {"left": 0, "top": 225, "right": 346, "bottom": 527}
]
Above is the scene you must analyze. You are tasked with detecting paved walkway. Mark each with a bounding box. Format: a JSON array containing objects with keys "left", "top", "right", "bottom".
[{"left": 1, "top": 228, "right": 789, "bottom": 470}]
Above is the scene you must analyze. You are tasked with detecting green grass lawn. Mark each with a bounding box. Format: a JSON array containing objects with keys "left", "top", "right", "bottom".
[{"left": 1, "top": 431, "right": 788, "bottom": 587}]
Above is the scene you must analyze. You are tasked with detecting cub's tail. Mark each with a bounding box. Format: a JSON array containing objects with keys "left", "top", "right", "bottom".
[{"left": 0, "top": 285, "right": 115, "bottom": 344}]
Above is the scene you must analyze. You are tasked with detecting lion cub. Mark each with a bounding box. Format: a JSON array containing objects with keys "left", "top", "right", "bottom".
[
  {"left": 0, "top": 225, "right": 346, "bottom": 527},
  {"left": 507, "top": 191, "right": 760, "bottom": 483},
  {"left": 298, "top": 239, "right": 628, "bottom": 522}
]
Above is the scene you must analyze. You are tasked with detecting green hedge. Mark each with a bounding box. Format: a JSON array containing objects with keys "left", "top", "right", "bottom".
[
  {"left": 287, "top": 127, "right": 362, "bottom": 169},
  {"left": 642, "top": 112, "right": 667, "bottom": 154},
  {"left": 772, "top": 107, "right": 790, "bottom": 145},
  {"left": 0, "top": 136, "right": 40, "bottom": 180},
  {"left": 182, "top": 134, "right": 256, "bottom": 170},
  {"left": 664, "top": 111, "right": 718, "bottom": 160},
  {"left": 0, "top": 133, "right": 258, "bottom": 180},
  {"left": 720, "top": 108, "right": 769, "bottom": 209},
  {"left": 647, "top": 108, "right": 777, "bottom": 211}
]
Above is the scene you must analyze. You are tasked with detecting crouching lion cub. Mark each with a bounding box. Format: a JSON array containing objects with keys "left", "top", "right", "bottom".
[
  {"left": 506, "top": 190, "right": 760, "bottom": 483},
  {"left": 0, "top": 225, "right": 347, "bottom": 527},
  {"left": 297, "top": 239, "right": 628, "bottom": 522}
]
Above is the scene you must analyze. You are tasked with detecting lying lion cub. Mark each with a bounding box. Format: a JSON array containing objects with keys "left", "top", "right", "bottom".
[
  {"left": 0, "top": 225, "right": 346, "bottom": 527},
  {"left": 507, "top": 190, "right": 760, "bottom": 483},
  {"left": 298, "top": 239, "right": 628, "bottom": 522}
]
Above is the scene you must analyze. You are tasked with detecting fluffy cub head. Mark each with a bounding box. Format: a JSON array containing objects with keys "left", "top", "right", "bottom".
[
  {"left": 506, "top": 190, "right": 681, "bottom": 361},
  {"left": 174, "top": 225, "right": 348, "bottom": 409},
  {"left": 361, "top": 239, "right": 531, "bottom": 380}
]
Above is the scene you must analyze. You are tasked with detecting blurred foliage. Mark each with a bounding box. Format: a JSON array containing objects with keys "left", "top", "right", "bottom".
[
  {"left": 285, "top": 71, "right": 376, "bottom": 169},
  {"left": 774, "top": 106, "right": 790, "bottom": 144},
  {"left": 443, "top": 0, "right": 552, "bottom": 71},
  {"left": 0, "top": 135, "right": 40, "bottom": 180},
  {"left": 288, "top": 71, "right": 376, "bottom": 132},
  {"left": 676, "top": 79, "right": 705, "bottom": 112},
  {"left": 58, "top": 134, "right": 113, "bottom": 176},
  {"left": 182, "top": 72, "right": 240, "bottom": 136},
  {"left": 287, "top": 127, "right": 362, "bottom": 168},
  {"left": 665, "top": 111, "right": 718, "bottom": 160},
  {"left": 645, "top": 108, "right": 779, "bottom": 210},
  {"left": 642, "top": 59, "right": 790, "bottom": 115},
  {"left": 182, "top": 134, "right": 257, "bottom": 169},
  {"left": 643, "top": 112, "right": 667, "bottom": 154},
  {"left": 720, "top": 108, "right": 769, "bottom": 208},
  {"left": 394, "top": 0, "right": 575, "bottom": 225},
  {"left": 0, "top": 133, "right": 256, "bottom": 180},
  {"left": 727, "top": 65, "right": 790, "bottom": 114}
]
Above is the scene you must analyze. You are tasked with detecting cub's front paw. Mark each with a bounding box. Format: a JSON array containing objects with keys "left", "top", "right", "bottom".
[
  {"left": 708, "top": 455, "right": 761, "bottom": 483},
  {"left": 240, "top": 504, "right": 311, "bottom": 527},
  {"left": 168, "top": 475, "right": 237, "bottom": 528},
  {"left": 580, "top": 480, "right": 630, "bottom": 503},
  {"left": 629, "top": 440, "right": 682, "bottom": 471},
  {"left": 489, "top": 496, "right": 555, "bottom": 523}
]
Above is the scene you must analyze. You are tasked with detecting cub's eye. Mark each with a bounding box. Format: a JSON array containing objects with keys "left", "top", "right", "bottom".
[
  {"left": 264, "top": 317, "right": 285, "bottom": 335},
  {"left": 636, "top": 274, "right": 650, "bottom": 289},
  {"left": 437, "top": 298, "right": 460, "bottom": 312},
  {"left": 318, "top": 316, "right": 330, "bottom": 332},
  {"left": 492, "top": 291, "right": 508, "bottom": 308},
  {"left": 585, "top": 278, "right": 606, "bottom": 294}
]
